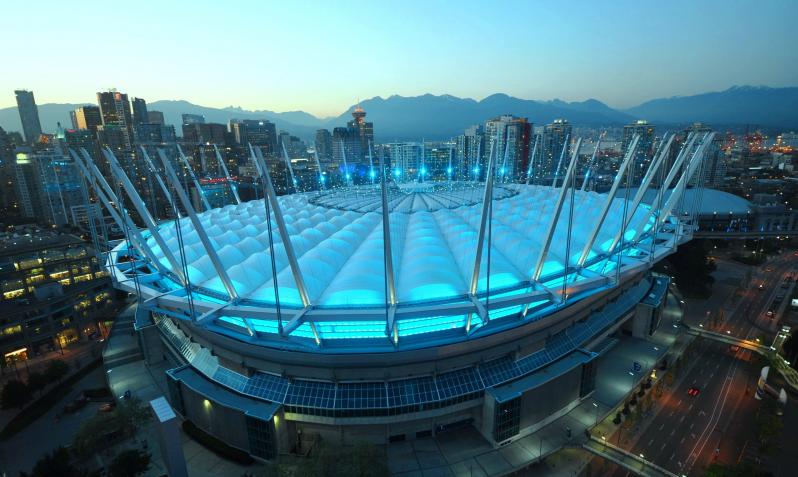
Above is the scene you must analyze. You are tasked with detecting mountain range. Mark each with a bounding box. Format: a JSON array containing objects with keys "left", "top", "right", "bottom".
[{"left": 1, "top": 86, "right": 796, "bottom": 142}]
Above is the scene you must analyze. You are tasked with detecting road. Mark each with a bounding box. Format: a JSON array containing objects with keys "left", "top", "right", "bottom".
[{"left": 598, "top": 250, "right": 796, "bottom": 477}]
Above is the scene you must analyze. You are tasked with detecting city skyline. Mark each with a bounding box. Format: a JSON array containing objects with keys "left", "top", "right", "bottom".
[{"left": 2, "top": 0, "right": 797, "bottom": 117}]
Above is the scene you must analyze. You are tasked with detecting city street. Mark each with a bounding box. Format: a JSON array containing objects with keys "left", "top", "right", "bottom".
[{"left": 598, "top": 249, "right": 796, "bottom": 477}]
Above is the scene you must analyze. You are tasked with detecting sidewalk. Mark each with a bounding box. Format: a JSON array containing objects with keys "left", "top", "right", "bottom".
[{"left": 103, "top": 302, "right": 267, "bottom": 477}]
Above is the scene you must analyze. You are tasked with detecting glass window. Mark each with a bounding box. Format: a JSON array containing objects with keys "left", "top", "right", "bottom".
[{"left": 493, "top": 397, "right": 520, "bottom": 442}]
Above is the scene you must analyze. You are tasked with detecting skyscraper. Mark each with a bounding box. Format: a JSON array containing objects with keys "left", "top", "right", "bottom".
[
  {"left": 484, "top": 115, "right": 532, "bottom": 181},
  {"left": 0, "top": 127, "right": 18, "bottom": 211},
  {"left": 347, "top": 105, "right": 374, "bottom": 152},
  {"left": 147, "top": 111, "right": 165, "bottom": 124},
  {"left": 97, "top": 91, "right": 133, "bottom": 149},
  {"left": 13, "top": 150, "right": 84, "bottom": 226},
  {"left": 182, "top": 123, "right": 227, "bottom": 144},
  {"left": 73, "top": 106, "right": 103, "bottom": 132},
  {"left": 332, "top": 106, "right": 374, "bottom": 167},
  {"left": 685, "top": 123, "right": 725, "bottom": 187},
  {"left": 14, "top": 90, "right": 43, "bottom": 144},
  {"left": 540, "top": 119, "right": 572, "bottom": 181},
  {"left": 229, "top": 119, "right": 277, "bottom": 155},
  {"left": 314, "top": 129, "right": 333, "bottom": 161},
  {"left": 622, "top": 120, "right": 655, "bottom": 185},
  {"left": 456, "top": 125, "right": 485, "bottom": 178},
  {"left": 182, "top": 113, "right": 205, "bottom": 125},
  {"left": 131, "top": 97, "right": 149, "bottom": 125}
]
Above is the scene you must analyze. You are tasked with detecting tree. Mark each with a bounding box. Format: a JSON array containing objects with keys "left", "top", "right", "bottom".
[
  {"left": 73, "top": 413, "right": 114, "bottom": 457},
  {"left": 44, "top": 359, "right": 70, "bottom": 383},
  {"left": 73, "top": 398, "right": 152, "bottom": 457},
  {"left": 112, "top": 398, "right": 152, "bottom": 436},
  {"left": 107, "top": 449, "right": 151, "bottom": 477},
  {"left": 1, "top": 379, "right": 31, "bottom": 409},
  {"left": 19, "top": 446, "right": 98, "bottom": 477},
  {"left": 27, "top": 371, "right": 48, "bottom": 396}
]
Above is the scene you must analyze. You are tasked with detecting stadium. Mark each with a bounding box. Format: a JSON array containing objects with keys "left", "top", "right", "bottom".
[{"left": 77, "top": 131, "right": 714, "bottom": 461}]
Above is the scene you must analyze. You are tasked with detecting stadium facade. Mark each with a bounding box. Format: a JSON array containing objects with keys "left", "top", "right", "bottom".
[{"left": 76, "top": 131, "right": 715, "bottom": 460}]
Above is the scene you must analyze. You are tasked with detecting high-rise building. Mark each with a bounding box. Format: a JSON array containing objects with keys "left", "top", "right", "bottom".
[
  {"left": 134, "top": 123, "right": 177, "bottom": 144},
  {"left": 386, "top": 142, "right": 422, "bottom": 176},
  {"left": 540, "top": 119, "right": 572, "bottom": 181},
  {"left": 331, "top": 106, "right": 374, "bottom": 167},
  {"left": 0, "top": 225, "right": 113, "bottom": 363},
  {"left": 182, "top": 123, "right": 227, "bottom": 144},
  {"left": 147, "top": 111, "right": 165, "bottom": 125},
  {"left": 622, "top": 120, "right": 656, "bottom": 185},
  {"left": 347, "top": 105, "right": 374, "bottom": 152},
  {"left": 229, "top": 119, "right": 277, "bottom": 155},
  {"left": 0, "top": 127, "right": 18, "bottom": 211},
  {"left": 13, "top": 149, "right": 84, "bottom": 226},
  {"left": 64, "top": 129, "right": 101, "bottom": 160},
  {"left": 182, "top": 113, "right": 205, "bottom": 125},
  {"left": 14, "top": 90, "right": 43, "bottom": 144},
  {"left": 314, "top": 129, "right": 333, "bottom": 161},
  {"left": 97, "top": 91, "right": 133, "bottom": 149},
  {"left": 73, "top": 106, "right": 103, "bottom": 132},
  {"left": 131, "top": 97, "right": 149, "bottom": 125},
  {"left": 332, "top": 127, "right": 363, "bottom": 168},
  {"left": 484, "top": 115, "right": 532, "bottom": 181},
  {"left": 684, "top": 123, "right": 725, "bottom": 187},
  {"left": 456, "top": 125, "right": 485, "bottom": 179}
]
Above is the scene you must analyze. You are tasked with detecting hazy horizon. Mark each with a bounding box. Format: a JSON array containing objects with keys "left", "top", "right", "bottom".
[{"left": 2, "top": 0, "right": 797, "bottom": 116}]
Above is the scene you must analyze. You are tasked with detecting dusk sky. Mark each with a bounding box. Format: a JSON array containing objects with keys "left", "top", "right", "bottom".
[{"left": 3, "top": 0, "right": 797, "bottom": 117}]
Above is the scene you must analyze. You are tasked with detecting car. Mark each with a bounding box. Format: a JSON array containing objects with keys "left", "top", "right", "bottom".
[
  {"left": 766, "top": 267, "right": 774, "bottom": 272},
  {"left": 687, "top": 387, "right": 701, "bottom": 396},
  {"left": 758, "top": 283, "right": 765, "bottom": 290},
  {"left": 766, "top": 309, "right": 775, "bottom": 318},
  {"left": 98, "top": 402, "right": 116, "bottom": 413},
  {"left": 730, "top": 345, "right": 740, "bottom": 352},
  {"left": 781, "top": 282, "right": 789, "bottom": 289}
]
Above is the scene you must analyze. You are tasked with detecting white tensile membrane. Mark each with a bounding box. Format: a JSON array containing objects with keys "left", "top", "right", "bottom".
[{"left": 145, "top": 184, "right": 652, "bottom": 308}]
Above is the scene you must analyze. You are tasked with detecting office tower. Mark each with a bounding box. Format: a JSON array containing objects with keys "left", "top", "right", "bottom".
[
  {"left": 315, "top": 129, "right": 333, "bottom": 161},
  {"left": 278, "top": 131, "right": 305, "bottom": 158},
  {"left": 423, "top": 142, "right": 455, "bottom": 179},
  {"left": 540, "top": 119, "right": 572, "bottom": 181},
  {"left": 0, "top": 224, "right": 113, "bottom": 363},
  {"left": 684, "top": 123, "right": 725, "bottom": 187},
  {"left": 385, "top": 142, "right": 422, "bottom": 176},
  {"left": 622, "top": 120, "right": 655, "bottom": 185},
  {"left": 14, "top": 90, "right": 43, "bottom": 144},
  {"left": 456, "top": 125, "right": 485, "bottom": 178},
  {"left": 182, "top": 123, "right": 227, "bottom": 144},
  {"left": 73, "top": 106, "right": 103, "bottom": 132},
  {"left": 0, "top": 127, "right": 18, "bottom": 211},
  {"left": 347, "top": 105, "right": 374, "bottom": 154},
  {"left": 64, "top": 128, "right": 101, "bottom": 159},
  {"left": 131, "top": 97, "right": 149, "bottom": 125},
  {"left": 182, "top": 113, "right": 205, "bottom": 125},
  {"left": 484, "top": 115, "right": 532, "bottom": 181},
  {"left": 13, "top": 149, "right": 84, "bottom": 226},
  {"left": 70, "top": 110, "right": 79, "bottom": 130},
  {"left": 134, "top": 123, "right": 177, "bottom": 144},
  {"left": 148, "top": 111, "right": 165, "bottom": 124},
  {"left": 96, "top": 125, "right": 129, "bottom": 150},
  {"left": 229, "top": 119, "right": 277, "bottom": 155},
  {"left": 97, "top": 90, "right": 133, "bottom": 149},
  {"left": 332, "top": 126, "right": 363, "bottom": 167}
]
